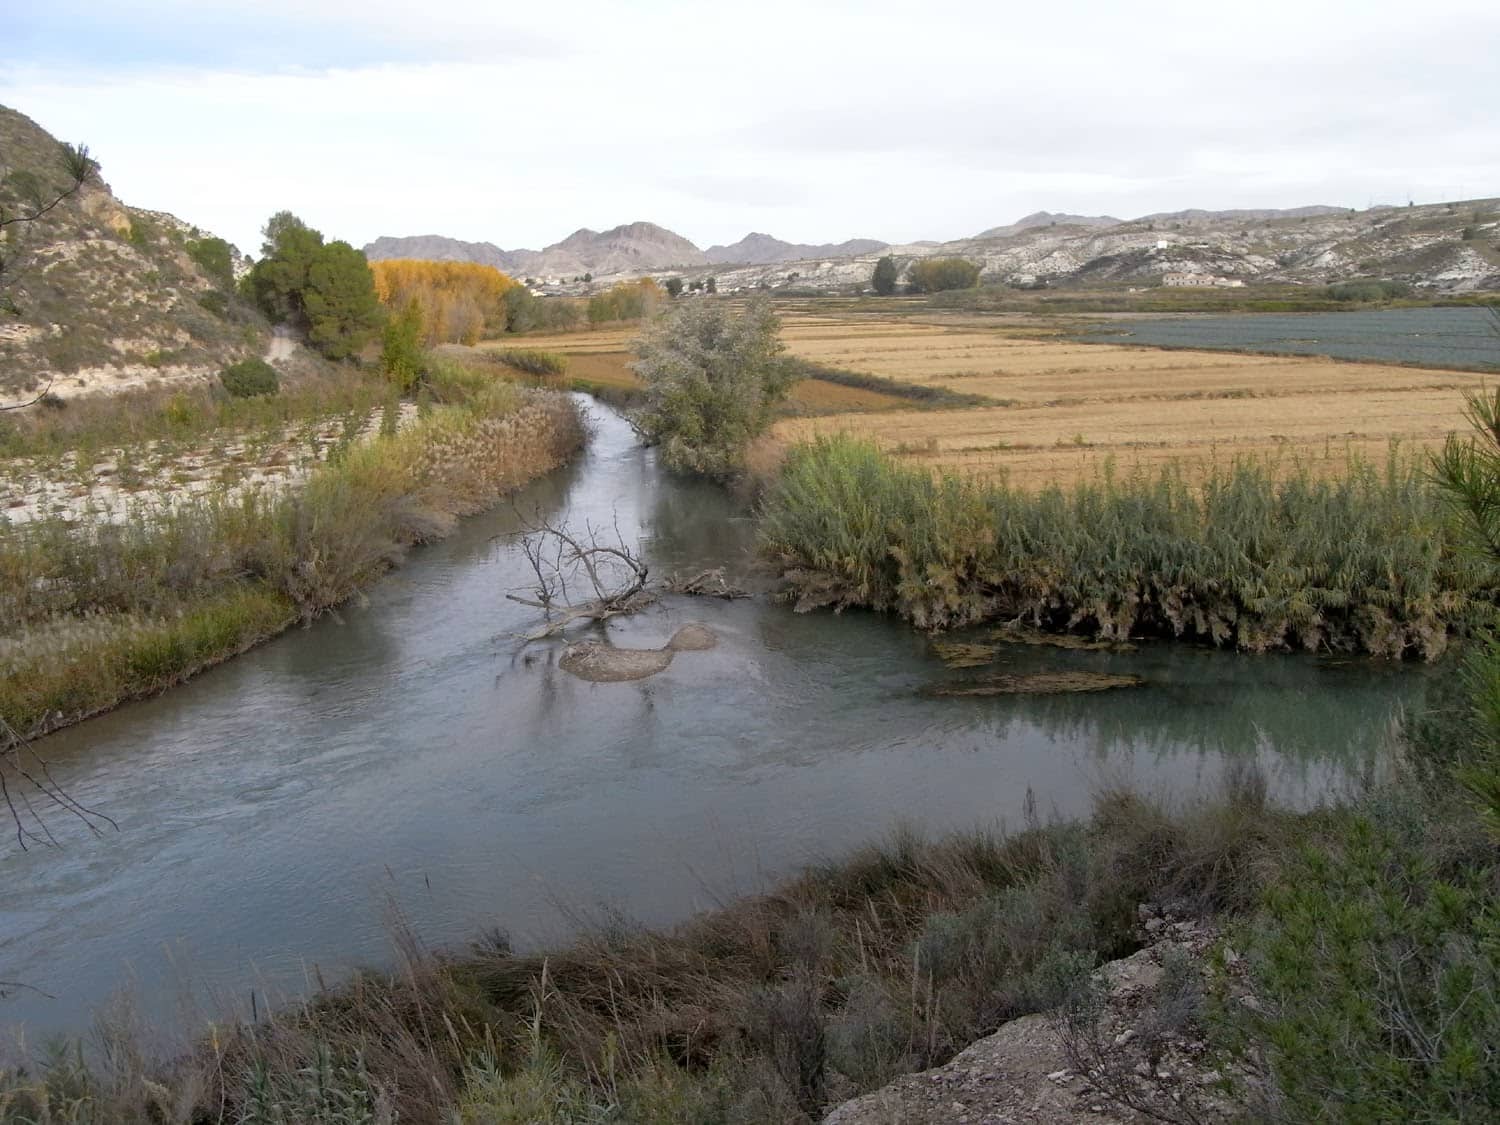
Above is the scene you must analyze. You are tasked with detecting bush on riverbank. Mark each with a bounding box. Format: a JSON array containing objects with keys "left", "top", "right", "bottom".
[
  {"left": 758, "top": 436, "right": 1491, "bottom": 658},
  {"left": 0, "top": 377, "right": 584, "bottom": 737}
]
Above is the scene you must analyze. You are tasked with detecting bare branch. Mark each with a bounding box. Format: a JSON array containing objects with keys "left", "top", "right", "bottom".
[
  {"left": 0, "top": 373, "right": 56, "bottom": 412},
  {"left": 505, "top": 508, "right": 655, "bottom": 641},
  {"left": 0, "top": 715, "right": 118, "bottom": 851}
]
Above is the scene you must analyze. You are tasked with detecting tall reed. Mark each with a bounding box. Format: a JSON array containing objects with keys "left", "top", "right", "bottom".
[{"left": 759, "top": 436, "right": 1493, "bottom": 657}]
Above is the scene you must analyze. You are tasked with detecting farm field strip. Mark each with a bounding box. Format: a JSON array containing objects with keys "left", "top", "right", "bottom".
[
  {"left": 770, "top": 314, "right": 1484, "bottom": 487},
  {"left": 496, "top": 330, "right": 914, "bottom": 413}
]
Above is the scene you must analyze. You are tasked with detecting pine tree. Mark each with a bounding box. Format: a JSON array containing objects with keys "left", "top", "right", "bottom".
[{"left": 871, "top": 255, "right": 898, "bottom": 296}]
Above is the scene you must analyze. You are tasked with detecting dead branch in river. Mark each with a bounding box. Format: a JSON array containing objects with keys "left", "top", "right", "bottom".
[{"left": 506, "top": 511, "right": 656, "bottom": 641}]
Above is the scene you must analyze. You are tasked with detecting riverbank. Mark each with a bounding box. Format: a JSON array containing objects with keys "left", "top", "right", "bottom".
[
  {"left": 4, "top": 744, "right": 1493, "bottom": 1123},
  {"left": 0, "top": 372, "right": 584, "bottom": 739}
]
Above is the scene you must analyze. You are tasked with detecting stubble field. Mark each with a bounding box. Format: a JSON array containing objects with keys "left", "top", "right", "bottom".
[{"left": 770, "top": 316, "right": 1486, "bottom": 487}]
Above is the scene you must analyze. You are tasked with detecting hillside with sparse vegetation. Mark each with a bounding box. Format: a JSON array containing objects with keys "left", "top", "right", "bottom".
[{"left": 0, "top": 104, "right": 269, "bottom": 401}]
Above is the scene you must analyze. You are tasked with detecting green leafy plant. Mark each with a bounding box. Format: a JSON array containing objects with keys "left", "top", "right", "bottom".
[{"left": 219, "top": 358, "right": 280, "bottom": 399}]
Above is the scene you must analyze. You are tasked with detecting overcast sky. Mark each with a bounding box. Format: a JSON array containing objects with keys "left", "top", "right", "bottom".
[{"left": 5, "top": 0, "right": 1498, "bottom": 256}]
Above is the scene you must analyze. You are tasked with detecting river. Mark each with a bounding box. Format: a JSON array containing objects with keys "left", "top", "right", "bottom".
[{"left": 0, "top": 398, "right": 1431, "bottom": 1042}]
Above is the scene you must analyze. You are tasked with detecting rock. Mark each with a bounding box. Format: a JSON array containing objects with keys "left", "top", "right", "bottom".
[
  {"left": 559, "top": 642, "right": 673, "bottom": 682},
  {"left": 664, "top": 622, "right": 717, "bottom": 651}
]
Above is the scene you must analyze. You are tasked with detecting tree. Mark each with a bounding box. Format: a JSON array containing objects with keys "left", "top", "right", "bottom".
[
  {"left": 632, "top": 297, "right": 791, "bottom": 478},
  {"left": 246, "top": 210, "right": 324, "bottom": 325},
  {"left": 302, "top": 241, "right": 383, "bottom": 360},
  {"left": 504, "top": 285, "right": 539, "bottom": 333},
  {"left": 381, "top": 300, "right": 426, "bottom": 391},
  {"left": 1433, "top": 383, "right": 1500, "bottom": 840},
  {"left": 664, "top": 276, "right": 684, "bottom": 298},
  {"left": 706, "top": 276, "right": 717, "bottom": 294},
  {"left": 186, "top": 235, "right": 235, "bottom": 287},
  {"left": 872, "top": 255, "right": 899, "bottom": 295},
  {"left": 246, "top": 213, "right": 382, "bottom": 360},
  {"left": 907, "top": 257, "right": 980, "bottom": 294}
]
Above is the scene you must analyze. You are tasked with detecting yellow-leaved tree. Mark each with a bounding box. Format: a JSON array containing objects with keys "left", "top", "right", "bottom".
[{"left": 369, "top": 260, "right": 519, "bottom": 345}]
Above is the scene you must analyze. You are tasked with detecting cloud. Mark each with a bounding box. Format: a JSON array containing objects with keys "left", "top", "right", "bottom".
[{"left": 2, "top": 0, "right": 1497, "bottom": 253}]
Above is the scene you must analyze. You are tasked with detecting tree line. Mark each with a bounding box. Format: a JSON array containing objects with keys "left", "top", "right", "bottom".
[{"left": 870, "top": 254, "right": 980, "bottom": 295}]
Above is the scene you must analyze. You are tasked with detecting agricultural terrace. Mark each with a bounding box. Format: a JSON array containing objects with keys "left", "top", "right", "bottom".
[{"left": 769, "top": 314, "right": 1489, "bottom": 488}]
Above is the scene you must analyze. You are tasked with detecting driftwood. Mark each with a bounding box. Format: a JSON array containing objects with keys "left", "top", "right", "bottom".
[
  {"left": 663, "top": 567, "right": 751, "bottom": 599},
  {"left": 507, "top": 512, "right": 656, "bottom": 641}
]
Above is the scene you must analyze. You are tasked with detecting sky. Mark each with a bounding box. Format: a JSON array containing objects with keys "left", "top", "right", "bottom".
[{"left": 5, "top": 0, "right": 1499, "bottom": 257}]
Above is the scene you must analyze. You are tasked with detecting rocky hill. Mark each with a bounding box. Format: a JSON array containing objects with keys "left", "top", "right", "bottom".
[
  {"left": 370, "top": 197, "right": 1500, "bottom": 296},
  {"left": 364, "top": 221, "right": 706, "bottom": 280},
  {"left": 695, "top": 199, "right": 1500, "bottom": 295},
  {"left": 362, "top": 234, "right": 526, "bottom": 274},
  {"left": 973, "top": 211, "right": 1120, "bottom": 239},
  {"left": 704, "top": 232, "right": 888, "bottom": 266},
  {"left": 0, "top": 105, "right": 269, "bottom": 400}
]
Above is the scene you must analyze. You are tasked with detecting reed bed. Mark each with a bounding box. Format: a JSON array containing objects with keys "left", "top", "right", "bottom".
[
  {"left": 759, "top": 436, "right": 1494, "bottom": 658},
  {"left": 0, "top": 381, "right": 584, "bottom": 737}
]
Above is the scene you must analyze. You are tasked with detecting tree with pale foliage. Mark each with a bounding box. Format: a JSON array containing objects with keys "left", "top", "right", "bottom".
[{"left": 631, "top": 297, "right": 791, "bottom": 478}]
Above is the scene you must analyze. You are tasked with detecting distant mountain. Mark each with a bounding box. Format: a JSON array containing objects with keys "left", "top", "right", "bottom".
[
  {"left": 536, "top": 221, "right": 707, "bottom": 276},
  {"left": 365, "top": 195, "right": 1500, "bottom": 297},
  {"left": 704, "top": 232, "right": 888, "bottom": 266},
  {"left": 1137, "top": 206, "right": 1345, "bottom": 223},
  {"left": 363, "top": 234, "right": 532, "bottom": 273},
  {"left": 974, "top": 211, "right": 1121, "bottom": 240},
  {"left": 364, "top": 221, "right": 706, "bottom": 279},
  {"left": 0, "top": 104, "right": 268, "bottom": 398}
]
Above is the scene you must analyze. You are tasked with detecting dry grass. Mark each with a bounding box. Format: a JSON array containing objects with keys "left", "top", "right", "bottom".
[{"left": 771, "top": 316, "right": 1485, "bottom": 487}]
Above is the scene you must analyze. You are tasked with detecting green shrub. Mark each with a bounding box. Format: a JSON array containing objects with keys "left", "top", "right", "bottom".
[
  {"left": 196, "top": 290, "right": 229, "bottom": 317},
  {"left": 1238, "top": 813, "right": 1500, "bottom": 1121},
  {"left": 493, "top": 348, "right": 568, "bottom": 377},
  {"left": 1325, "top": 279, "right": 1412, "bottom": 302},
  {"left": 186, "top": 235, "right": 234, "bottom": 285},
  {"left": 380, "top": 300, "right": 425, "bottom": 392},
  {"left": 219, "top": 358, "right": 280, "bottom": 398}
]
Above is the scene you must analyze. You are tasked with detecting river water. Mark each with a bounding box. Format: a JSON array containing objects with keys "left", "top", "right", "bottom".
[{"left": 1, "top": 399, "right": 1431, "bottom": 1042}]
